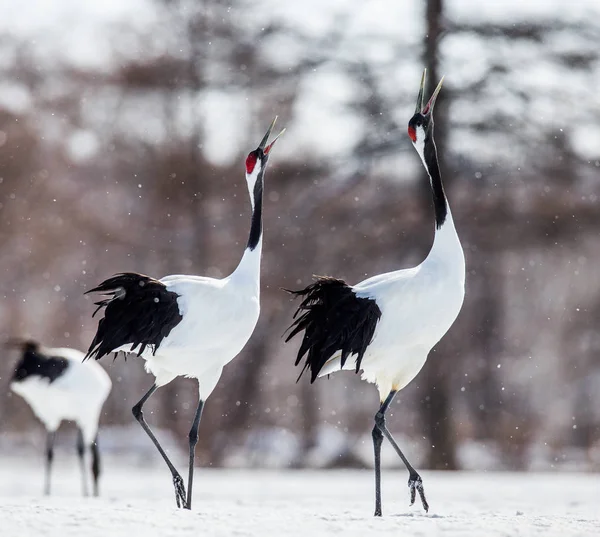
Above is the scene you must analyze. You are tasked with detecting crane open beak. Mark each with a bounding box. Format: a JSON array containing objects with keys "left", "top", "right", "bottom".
[
  {"left": 258, "top": 116, "right": 286, "bottom": 155},
  {"left": 415, "top": 70, "right": 426, "bottom": 114},
  {"left": 415, "top": 69, "right": 444, "bottom": 116}
]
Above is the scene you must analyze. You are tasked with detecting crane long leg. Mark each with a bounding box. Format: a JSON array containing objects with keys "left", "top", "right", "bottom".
[
  {"left": 374, "top": 390, "right": 429, "bottom": 514},
  {"left": 44, "top": 431, "right": 56, "bottom": 496},
  {"left": 91, "top": 434, "right": 100, "bottom": 497},
  {"left": 76, "top": 428, "right": 89, "bottom": 496},
  {"left": 185, "top": 399, "right": 205, "bottom": 510},
  {"left": 132, "top": 383, "right": 187, "bottom": 508},
  {"left": 372, "top": 391, "right": 396, "bottom": 516},
  {"left": 372, "top": 420, "right": 384, "bottom": 516}
]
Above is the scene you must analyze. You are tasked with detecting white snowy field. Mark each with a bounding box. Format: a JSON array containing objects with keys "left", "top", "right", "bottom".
[{"left": 0, "top": 457, "right": 598, "bottom": 537}]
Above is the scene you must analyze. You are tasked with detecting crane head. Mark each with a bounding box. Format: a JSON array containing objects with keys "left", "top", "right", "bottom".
[
  {"left": 245, "top": 116, "right": 285, "bottom": 179},
  {"left": 407, "top": 69, "right": 444, "bottom": 147}
]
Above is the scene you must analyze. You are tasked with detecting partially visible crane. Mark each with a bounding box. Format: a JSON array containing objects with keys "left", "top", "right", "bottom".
[{"left": 9, "top": 339, "right": 112, "bottom": 496}]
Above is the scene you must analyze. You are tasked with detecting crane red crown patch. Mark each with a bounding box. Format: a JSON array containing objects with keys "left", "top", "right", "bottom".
[
  {"left": 408, "top": 126, "right": 417, "bottom": 142},
  {"left": 246, "top": 152, "right": 258, "bottom": 174}
]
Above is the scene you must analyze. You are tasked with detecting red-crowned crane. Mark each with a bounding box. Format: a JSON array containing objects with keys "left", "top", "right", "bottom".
[
  {"left": 84, "top": 118, "right": 284, "bottom": 510},
  {"left": 285, "top": 71, "right": 465, "bottom": 516},
  {"left": 9, "top": 339, "right": 112, "bottom": 496}
]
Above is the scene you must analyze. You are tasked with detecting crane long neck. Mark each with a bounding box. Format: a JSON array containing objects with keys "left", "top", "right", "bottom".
[
  {"left": 232, "top": 169, "right": 264, "bottom": 289},
  {"left": 246, "top": 174, "right": 263, "bottom": 251},
  {"left": 423, "top": 133, "right": 448, "bottom": 230},
  {"left": 420, "top": 131, "right": 462, "bottom": 269}
]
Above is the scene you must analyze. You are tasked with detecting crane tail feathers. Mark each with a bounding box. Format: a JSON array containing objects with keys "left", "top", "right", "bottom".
[
  {"left": 284, "top": 276, "right": 381, "bottom": 383},
  {"left": 85, "top": 272, "right": 183, "bottom": 362}
]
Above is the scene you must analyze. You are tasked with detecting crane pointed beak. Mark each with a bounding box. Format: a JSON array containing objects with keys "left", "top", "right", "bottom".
[
  {"left": 264, "top": 128, "right": 286, "bottom": 155},
  {"left": 415, "top": 69, "right": 426, "bottom": 114},
  {"left": 258, "top": 116, "right": 278, "bottom": 152},
  {"left": 422, "top": 76, "right": 444, "bottom": 115}
]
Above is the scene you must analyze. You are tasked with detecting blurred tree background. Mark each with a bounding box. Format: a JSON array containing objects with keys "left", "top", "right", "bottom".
[{"left": 1, "top": 0, "right": 599, "bottom": 471}]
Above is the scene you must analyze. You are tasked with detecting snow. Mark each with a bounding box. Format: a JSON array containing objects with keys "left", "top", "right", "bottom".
[{"left": 0, "top": 457, "right": 597, "bottom": 536}]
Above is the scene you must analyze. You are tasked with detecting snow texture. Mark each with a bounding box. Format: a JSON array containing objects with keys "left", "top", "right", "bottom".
[{"left": 0, "top": 457, "right": 597, "bottom": 537}]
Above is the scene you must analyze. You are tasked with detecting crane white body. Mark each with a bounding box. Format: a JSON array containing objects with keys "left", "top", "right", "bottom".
[
  {"left": 319, "top": 216, "right": 465, "bottom": 398},
  {"left": 11, "top": 346, "right": 111, "bottom": 444},
  {"left": 134, "top": 255, "right": 261, "bottom": 395}
]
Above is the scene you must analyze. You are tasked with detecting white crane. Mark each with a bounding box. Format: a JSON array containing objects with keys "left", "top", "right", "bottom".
[
  {"left": 84, "top": 118, "right": 284, "bottom": 510},
  {"left": 8, "top": 339, "right": 112, "bottom": 496},
  {"left": 285, "top": 71, "right": 465, "bottom": 516}
]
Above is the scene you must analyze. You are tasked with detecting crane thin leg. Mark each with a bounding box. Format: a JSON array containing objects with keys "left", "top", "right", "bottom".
[
  {"left": 132, "top": 383, "right": 187, "bottom": 508},
  {"left": 44, "top": 431, "right": 56, "bottom": 496},
  {"left": 186, "top": 399, "right": 205, "bottom": 510},
  {"left": 76, "top": 428, "right": 89, "bottom": 496},
  {"left": 91, "top": 434, "right": 101, "bottom": 497},
  {"left": 373, "top": 390, "right": 429, "bottom": 515},
  {"left": 372, "top": 421, "right": 384, "bottom": 516}
]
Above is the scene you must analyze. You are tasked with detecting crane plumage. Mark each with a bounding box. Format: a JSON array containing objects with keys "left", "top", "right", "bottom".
[
  {"left": 285, "top": 277, "right": 381, "bottom": 382},
  {"left": 8, "top": 339, "right": 112, "bottom": 497},
  {"left": 285, "top": 70, "right": 465, "bottom": 516},
  {"left": 87, "top": 273, "right": 183, "bottom": 359},
  {"left": 84, "top": 118, "right": 284, "bottom": 510}
]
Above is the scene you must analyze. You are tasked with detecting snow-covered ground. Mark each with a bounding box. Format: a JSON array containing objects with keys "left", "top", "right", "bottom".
[{"left": 0, "top": 457, "right": 597, "bottom": 536}]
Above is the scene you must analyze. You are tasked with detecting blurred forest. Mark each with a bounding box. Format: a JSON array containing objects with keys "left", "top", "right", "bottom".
[{"left": 1, "top": 0, "right": 599, "bottom": 471}]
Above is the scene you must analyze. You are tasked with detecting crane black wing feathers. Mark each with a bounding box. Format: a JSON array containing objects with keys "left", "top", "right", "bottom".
[
  {"left": 85, "top": 272, "right": 183, "bottom": 361},
  {"left": 285, "top": 277, "right": 381, "bottom": 383}
]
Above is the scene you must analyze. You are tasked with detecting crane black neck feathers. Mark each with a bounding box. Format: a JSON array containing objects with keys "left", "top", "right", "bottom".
[
  {"left": 12, "top": 345, "right": 70, "bottom": 384},
  {"left": 247, "top": 173, "right": 264, "bottom": 251},
  {"left": 423, "top": 131, "right": 447, "bottom": 230}
]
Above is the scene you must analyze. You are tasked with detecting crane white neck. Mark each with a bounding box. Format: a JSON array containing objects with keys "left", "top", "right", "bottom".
[
  {"left": 231, "top": 164, "right": 264, "bottom": 290},
  {"left": 414, "top": 128, "right": 462, "bottom": 261},
  {"left": 414, "top": 129, "right": 447, "bottom": 230}
]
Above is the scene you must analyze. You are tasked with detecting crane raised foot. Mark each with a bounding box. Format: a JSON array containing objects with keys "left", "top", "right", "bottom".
[{"left": 408, "top": 472, "right": 429, "bottom": 513}]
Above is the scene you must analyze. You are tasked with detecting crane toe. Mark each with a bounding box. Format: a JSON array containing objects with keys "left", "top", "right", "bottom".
[
  {"left": 173, "top": 474, "right": 187, "bottom": 509},
  {"left": 408, "top": 473, "right": 429, "bottom": 513}
]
